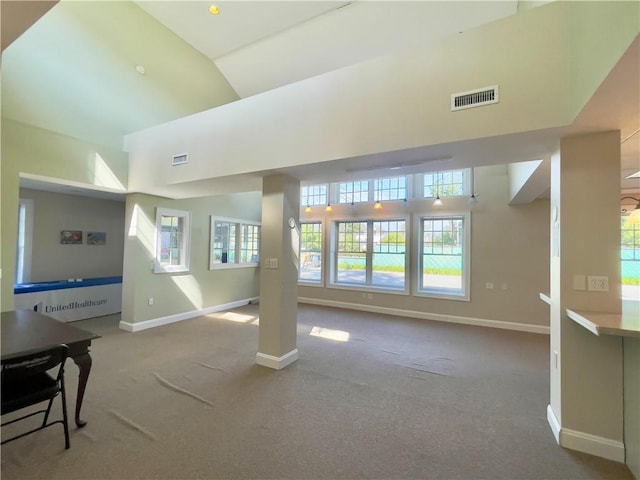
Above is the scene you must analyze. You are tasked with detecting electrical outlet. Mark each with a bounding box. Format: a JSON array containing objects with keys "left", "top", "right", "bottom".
[
  {"left": 148, "top": 297, "right": 154, "bottom": 306},
  {"left": 485, "top": 282, "right": 494, "bottom": 290},
  {"left": 587, "top": 276, "right": 609, "bottom": 292}
]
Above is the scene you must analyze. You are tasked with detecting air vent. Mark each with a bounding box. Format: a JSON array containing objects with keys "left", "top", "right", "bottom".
[
  {"left": 172, "top": 153, "right": 188, "bottom": 166},
  {"left": 451, "top": 85, "right": 499, "bottom": 111}
]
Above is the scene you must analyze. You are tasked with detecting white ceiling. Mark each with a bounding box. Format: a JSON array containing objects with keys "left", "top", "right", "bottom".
[
  {"left": 135, "top": 1, "right": 518, "bottom": 98},
  {"left": 3, "top": 0, "right": 639, "bottom": 200}
]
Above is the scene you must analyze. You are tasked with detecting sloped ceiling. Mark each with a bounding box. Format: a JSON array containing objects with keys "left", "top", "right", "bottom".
[
  {"left": 136, "top": 1, "right": 518, "bottom": 98},
  {"left": 1, "top": 0, "right": 638, "bottom": 198}
]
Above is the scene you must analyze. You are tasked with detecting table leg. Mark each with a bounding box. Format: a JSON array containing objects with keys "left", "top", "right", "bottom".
[{"left": 70, "top": 352, "right": 92, "bottom": 428}]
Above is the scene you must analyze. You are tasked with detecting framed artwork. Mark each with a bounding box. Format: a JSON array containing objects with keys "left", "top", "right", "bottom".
[
  {"left": 87, "top": 232, "right": 106, "bottom": 245},
  {"left": 60, "top": 230, "right": 82, "bottom": 244}
]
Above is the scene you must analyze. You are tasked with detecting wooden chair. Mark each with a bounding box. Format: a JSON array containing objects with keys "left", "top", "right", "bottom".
[{"left": 1, "top": 344, "right": 70, "bottom": 449}]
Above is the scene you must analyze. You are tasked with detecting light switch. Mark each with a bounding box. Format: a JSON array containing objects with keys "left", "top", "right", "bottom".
[{"left": 269, "top": 258, "right": 279, "bottom": 269}]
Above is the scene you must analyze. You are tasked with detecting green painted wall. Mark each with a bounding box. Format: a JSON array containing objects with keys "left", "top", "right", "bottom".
[{"left": 121, "top": 192, "right": 262, "bottom": 325}]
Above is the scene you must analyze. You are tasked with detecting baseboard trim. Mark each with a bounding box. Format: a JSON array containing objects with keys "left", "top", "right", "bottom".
[
  {"left": 298, "top": 297, "right": 550, "bottom": 335},
  {"left": 547, "top": 404, "right": 625, "bottom": 463},
  {"left": 547, "top": 404, "right": 561, "bottom": 444},
  {"left": 119, "top": 297, "right": 259, "bottom": 332},
  {"left": 255, "top": 349, "right": 299, "bottom": 370},
  {"left": 561, "top": 428, "right": 625, "bottom": 463}
]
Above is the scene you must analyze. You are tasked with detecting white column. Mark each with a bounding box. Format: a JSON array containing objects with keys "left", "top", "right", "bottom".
[
  {"left": 548, "top": 131, "right": 624, "bottom": 461},
  {"left": 256, "top": 174, "right": 300, "bottom": 370}
]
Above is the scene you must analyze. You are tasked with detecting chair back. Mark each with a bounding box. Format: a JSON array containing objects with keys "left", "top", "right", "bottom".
[{"left": 1, "top": 345, "right": 68, "bottom": 382}]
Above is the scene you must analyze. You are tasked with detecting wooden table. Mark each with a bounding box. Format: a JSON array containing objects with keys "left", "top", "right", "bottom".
[{"left": 1, "top": 310, "right": 100, "bottom": 427}]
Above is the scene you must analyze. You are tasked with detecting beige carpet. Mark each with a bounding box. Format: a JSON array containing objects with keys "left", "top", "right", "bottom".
[{"left": 0, "top": 304, "right": 634, "bottom": 480}]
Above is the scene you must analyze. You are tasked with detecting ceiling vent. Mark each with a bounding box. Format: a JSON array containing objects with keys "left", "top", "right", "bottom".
[
  {"left": 172, "top": 153, "right": 188, "bottom": 166},
  {"left": 451, "top": 85, "right": 499, "bottom": 111}
]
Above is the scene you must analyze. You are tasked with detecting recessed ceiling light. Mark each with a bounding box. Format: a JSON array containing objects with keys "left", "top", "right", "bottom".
[
  {"left": 209, "top": 5, "right": 220, "bottom": 15},
  {"left": 135, "top": 65, "right": 145, "bottom": 75}
]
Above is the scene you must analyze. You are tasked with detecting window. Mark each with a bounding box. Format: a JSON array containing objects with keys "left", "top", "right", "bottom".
[
  {"left": 301, "top": 184, "right": 328, "bottom": 207},
  {"left": 16, "top": 199, "right": 34, "bottom": 284},
  {"left": 621, "top": 215, "right": 640, "bottom": 300},
  {"left": 418, "top": 214, "right": 469, "bottom": 299},
  {"left": 374, "top": 176, "right": 407, "bottom": 201},
  {"left": 155, "top": 208, "right": 191, "bottom": 273},
  {"left": 423, "top": 170, "right": 467, "bottom": 198},
  {"left": 299, "top": 222, "right": 323, "bottom": 283},
  {"left": 210, "top": 217, "right": 260, "bottom": 269},
  {"left": 332, "top": 219, "right": 406, "bottom": 290},
  {"left": 338, "top": 181, "right": 369, "bottom": 204}
]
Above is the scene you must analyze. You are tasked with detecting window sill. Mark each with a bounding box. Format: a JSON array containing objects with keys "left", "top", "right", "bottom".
[
  {"left": 414, "top": 290, "right": 469, "bottom": 301},
  {"left": 328, "top": 283, "right": 409, "bottom": 295},
  {"left": 210, "top": 263, "right": 259, "bottom": 271}
]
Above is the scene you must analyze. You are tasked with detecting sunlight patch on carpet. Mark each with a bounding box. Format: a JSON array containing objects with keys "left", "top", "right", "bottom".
[{"left": 310, "top": 326, "right": 350, "bottom": 342}]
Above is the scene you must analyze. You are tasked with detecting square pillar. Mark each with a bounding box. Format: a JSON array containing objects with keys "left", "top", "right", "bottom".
[
  {"left": 548, "top": 131, "right": 624, "bottom": 461},
  {"left": 256, "top": 174, "right": 300, "bottom": 370}
]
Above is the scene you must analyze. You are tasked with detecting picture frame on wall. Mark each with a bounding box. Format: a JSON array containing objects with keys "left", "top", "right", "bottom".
[
  {"left": 60, "top": 230, "right": 83, "bottom": 244},
  {"left": 87, "top": 232, "right": 106, "bottom": 245}
]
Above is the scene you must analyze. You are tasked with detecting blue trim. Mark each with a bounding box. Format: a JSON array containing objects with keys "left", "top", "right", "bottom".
[{"left": 14, "top": 276, "right": 122, "bottom": 294}]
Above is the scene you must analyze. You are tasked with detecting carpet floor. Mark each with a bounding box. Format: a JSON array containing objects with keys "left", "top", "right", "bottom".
[{"left": 0, "top": 304, "right": 634, "bottom": 480}]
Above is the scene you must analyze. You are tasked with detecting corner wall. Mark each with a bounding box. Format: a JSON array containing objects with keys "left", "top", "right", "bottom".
[{"left": 121, "top": 191, "right": 262, "bottom": 328}]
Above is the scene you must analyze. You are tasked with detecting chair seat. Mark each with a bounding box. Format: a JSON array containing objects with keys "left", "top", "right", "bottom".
[{"left": 1, "top": 373, "right": 59, "bottom": 415}]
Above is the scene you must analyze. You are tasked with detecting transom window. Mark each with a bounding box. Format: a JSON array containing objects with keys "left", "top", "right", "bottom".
[
  {"left": 418, "top": 214, "right": 469, "bottom": 299},
  {"left": 374, "top": 176, "right": 407, "bottom": 201},
  {"left": 301, "top": 184, "right": 328, "bottom": 207},
  {"left": 338, "top": 181, "right": 369, "bottom": 204},
  {"left": 300, "top": 222, "right": 323, "bottom": 283},
  {"left": 423, "top": 170, "right": 466, "bottom": 198},
  {"left": 155, "top": 208, "right": 191, "bottom": 273},
  {"left": 210, "top": 216, "right": 260, "bottom": 269}
]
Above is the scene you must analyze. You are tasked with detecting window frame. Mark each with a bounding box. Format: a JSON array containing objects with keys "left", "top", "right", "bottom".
[
  {"left": 329, "top": 216, "right": 409, "bottom": 294},
  {"left": 210, "top": 216, "right": 261, "bottom": 270},
  {"left": 154, "top": 207, "right": 191, "bottom": 274},
  {"left": 415, "top": 211, "right": 470, "bottom": 301}
]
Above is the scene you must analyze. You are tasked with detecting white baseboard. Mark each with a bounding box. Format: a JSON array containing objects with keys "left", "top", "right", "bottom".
[
  {"left": 298, "top": 297, "right": 550, "bottom": 335},
  {"left": 547, "top": 404, "right": 625, "bottom": 463},
  {"left": 561, "top": 428, "right": 625, "bottom": 463},
  {"left": 255, "top": 349, "right": 299, "bottom": 370},
  {"left": 119, "top": 297, "right": 259, "bottom": 332},
  {"left": 547, "top": 404, "right": 561, "bottom": 444}
]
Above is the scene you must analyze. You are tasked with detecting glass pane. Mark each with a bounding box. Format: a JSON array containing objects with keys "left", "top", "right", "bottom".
[
  {"left": 300, "top": 223, "right": 322, "bottom": 282},
  {"left": 213, "top": 221, "right": 235, "bottom": 264},
  {"left": 622, "top": 216, "right": 640, "bottom": 300},
  {"left": 301, "top": 184, "right": 328, "bottom": 207},
  {"left": 336, "top": 222, "right": 367, "bottom": 284},
  {"left": 240, "top": 224, "right": 260, "bottom": 263},
  {"left": 423, "top": 170, "right": 466, "bottom": 198},
  {"left": 374, "top": 176, "right": 406, "bottom": 201},
  {"left": 160, "top": 216, "right": 183, "bottom": 266},
  {"left": 421, "top": 217, "right": 464, "bottom": 292},
  {"left": 372, "top": 220, "right": 405, "bottom": 289}
]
